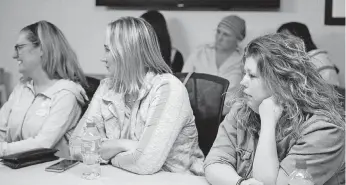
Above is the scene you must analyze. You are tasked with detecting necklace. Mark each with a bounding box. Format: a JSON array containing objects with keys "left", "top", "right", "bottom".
[
  {"left": 126, "top": 99, "right": 136, "bottom": 103},
  {"left": 125, "top": 94, "right": 137, "bottom": 103}
]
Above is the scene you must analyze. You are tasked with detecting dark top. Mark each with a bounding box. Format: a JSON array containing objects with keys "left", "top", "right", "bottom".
[{"left": 171, "top": 48, "right": 184, "bottom": 73}]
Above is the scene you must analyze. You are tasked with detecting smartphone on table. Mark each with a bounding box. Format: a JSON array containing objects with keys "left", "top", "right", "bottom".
[{"left": 45, "top": 159, "right": 79, "bottom": 173}]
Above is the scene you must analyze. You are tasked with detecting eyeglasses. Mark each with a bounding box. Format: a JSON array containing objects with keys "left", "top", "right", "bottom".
[{"left": 14, "top": 43, "right": 35, "bottom": 55}]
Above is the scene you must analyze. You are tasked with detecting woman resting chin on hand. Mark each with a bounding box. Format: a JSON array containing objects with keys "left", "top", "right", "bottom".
[{"left": 204, "top": 33, "right": 345, "bottom": 185}]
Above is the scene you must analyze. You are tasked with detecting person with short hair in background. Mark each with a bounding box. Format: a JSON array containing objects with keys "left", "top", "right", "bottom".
[
  {"left": 182, "top": 15, "right": 246, "bottom": 115},
  {"left": 70, "top": 17, "right": 204, "bottom": 175},
  {"left": 204, "top": 33, "right": 344, "bottom": 185},
  {"left": 0, "top": 21, "right": 88, "bottom": 158}
]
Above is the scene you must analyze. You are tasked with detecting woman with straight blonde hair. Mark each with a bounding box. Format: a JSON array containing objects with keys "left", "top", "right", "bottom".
[
  {"left": 71, "top": 17, "right": 204, "bottom": 175},
  {"left": 0, "top": 21, "right": 88, "bottom": 158}
]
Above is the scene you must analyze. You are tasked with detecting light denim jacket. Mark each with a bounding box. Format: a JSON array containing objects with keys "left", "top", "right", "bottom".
[
  {"left": 0, "top": 79, "right": 87, "bottom": 158},
  {"left": 205, "top": 108, "right": 345, "bottom": 185},
  {"left": 71, "top": 72, "right": 205, "bottom": 175}
]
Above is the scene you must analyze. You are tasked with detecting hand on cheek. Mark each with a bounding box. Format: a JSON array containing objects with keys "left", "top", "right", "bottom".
[{"left": 259, "top": 96, "right": 283, "bottom": 129}]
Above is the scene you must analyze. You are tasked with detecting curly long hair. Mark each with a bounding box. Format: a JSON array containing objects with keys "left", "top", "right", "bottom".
[
  {"left": 231, "top": 33, "right": 344, "bottom": 139},
  {"left": 277, "top": 22, "right": 317, "bottom": 52}
]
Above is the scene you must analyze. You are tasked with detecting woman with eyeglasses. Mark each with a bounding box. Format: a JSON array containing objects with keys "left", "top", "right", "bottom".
[
  {"left": 70, "top": 17, "right": 204, "bottom": 175},
  {"left": 0, "top": 21, "right": 88, "bottom": 158}
]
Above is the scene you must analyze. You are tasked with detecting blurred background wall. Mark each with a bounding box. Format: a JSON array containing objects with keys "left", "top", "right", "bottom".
[{"left": 0, "top": 0, "right": 344, "bottom": 95}]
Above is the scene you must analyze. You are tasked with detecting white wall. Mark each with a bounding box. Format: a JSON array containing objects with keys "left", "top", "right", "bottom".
[{"left": 0, "top": 0, "right": 344, "bottom": 95}]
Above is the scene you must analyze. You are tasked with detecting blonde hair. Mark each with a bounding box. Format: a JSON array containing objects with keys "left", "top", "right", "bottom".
[
  {"left": 105, "top": 16, "right": 172, "bottom": 94},
  {"left": 231, "top": 33, "right": 344, "bottom": 139},
  {"left": 21, "top": 21, "right": 87, "bottom": 87}
]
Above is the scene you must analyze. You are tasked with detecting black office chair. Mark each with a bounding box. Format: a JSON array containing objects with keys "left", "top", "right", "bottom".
[
  {"left": 85, "top": 76, "right": 101, "bottom": 101},
  {"left": 334, "top": 85, "right": 345, "bottom": 110},
  {"left": 81, "top": 76, "right": 101, "bottom": 116},
  {"left": 174, "top": 72, "right": 230, "bottom": 156}
]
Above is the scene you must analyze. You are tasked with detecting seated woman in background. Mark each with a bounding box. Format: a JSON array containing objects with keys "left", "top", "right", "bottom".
[
  {"left": 140, "top": 10, "right": 184, "bottom": 73},
  {"left": 277, "top": 22, "right": 340, "bottom": 86},
  {"left": 70, "top": 17, "right": 204, "bottom": 175},
  {"left": 182, "top": 15, "right": 246, "bottom": 115},
  {"left": 0, "top": 21, "right": 88, "bottom": 158},
  {"left": 204, "top": 34, "right": 344, "bottom": 185}
]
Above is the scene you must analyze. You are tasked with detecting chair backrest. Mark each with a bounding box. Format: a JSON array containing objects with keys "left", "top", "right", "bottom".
[
  {"left": 85, "top": 76, "right": 101, "bottom": 101},
  {"left": 0, "top": 68, "right": 4, "bottom": 85},
  {"left": 81, "top": 76, "right": 101, "bottom": 116},
  {"left": 174, "top": 72, "right": 230, "bottom": 156},
  {"left": 334, "top": 85, "right": 345, "bottom": 110}
]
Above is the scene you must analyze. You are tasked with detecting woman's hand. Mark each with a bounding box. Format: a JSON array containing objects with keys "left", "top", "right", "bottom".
[
  {"left": 241, "top": 178, "right": 264, "bottom": 185},
  {"left": 259, "top": 96, "right": 283, "bottom": 129},
  {"left": 100, "top": 139, "right": 138, "bottom": 160},
  {"left": 120, "top": 139, "right": 138, "bottom": 152},
  {"left": 254, "top": 98, "right": 281, "bottom": 185},
  {"left": 100, "top": 139, "right": 121, "bottom": 160}
]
